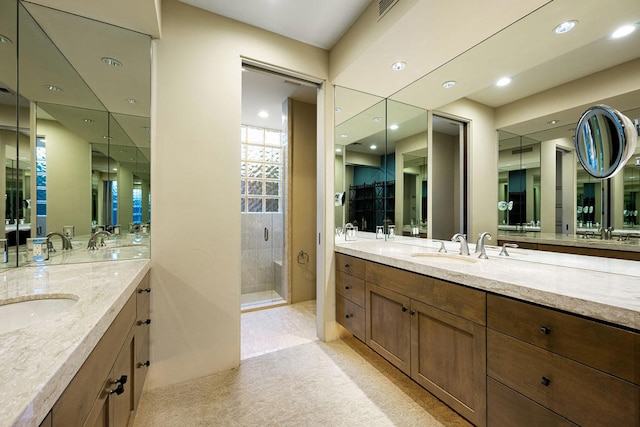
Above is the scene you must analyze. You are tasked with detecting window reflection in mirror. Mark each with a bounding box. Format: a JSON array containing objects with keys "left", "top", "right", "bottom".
[{"left": 498, "top": 131, "right": 541, "bottom": 233}]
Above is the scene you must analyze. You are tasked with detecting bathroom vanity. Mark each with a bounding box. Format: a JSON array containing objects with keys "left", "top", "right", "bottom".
[
  {"left": 335, "top": 238, "right": 639, "bottom": 427},
  {"left": 0, "top": 259, "right": 152, "bottom": 426}
]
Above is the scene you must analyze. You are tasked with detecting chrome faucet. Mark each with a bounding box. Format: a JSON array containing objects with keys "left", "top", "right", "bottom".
[
  {"left": 451, "top": 233, "right": 470, "bottom": 256},
  {"left": 87, "top": 230, "right": 112, "bottom": 250},
  {"left": 475, "top": 232, "right": 492, "bottom": 259},
  {"left": 46, "top": 232, "right": 72, "bottom": 252}
]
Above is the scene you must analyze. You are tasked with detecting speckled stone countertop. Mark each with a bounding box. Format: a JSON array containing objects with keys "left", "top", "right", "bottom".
[
  {"left": 497, "top": 231, "right": 640, "bottom": 252},
  {"left": 335, "top": 234, "right": 640, "bottom": 330},
  {"left": 0, "top": 259, "right": 152, "bottom": 427}
]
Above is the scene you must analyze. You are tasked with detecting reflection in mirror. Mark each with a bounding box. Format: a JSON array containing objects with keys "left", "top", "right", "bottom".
[
  {"left": 388, "top": 100, "right": 428, "bottom": 237},
  {"left": 334, "top": 86, "right": 385, "bottom": 234},
  {"left": 0, "top": 1, "right": 151, "bottom": 266},
  {"left": 498, "top": 131, "right": 541, "bottom": 232},
  {"left": 574, "top": 105, "right": 637, "bottom": 179},
  {"left": 576, "top": 167, "right": 601, "bottom": 229}
]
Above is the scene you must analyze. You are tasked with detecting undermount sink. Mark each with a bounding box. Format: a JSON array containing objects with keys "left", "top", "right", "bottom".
[
  {"left": 0, "top": 296, "right": 78, "bottom": 335},
  {"left": 410, "top": 253, "right": 478, "bottom": 264}
]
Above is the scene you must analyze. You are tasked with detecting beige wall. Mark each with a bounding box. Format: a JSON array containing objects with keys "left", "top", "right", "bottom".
[
  {"left": 288, "top": 99, "right": 317, "bottom": 303},
  {"left": 150, "top": 0, "right": 328, "bottom": 389},
  {"left": 437, "top": 99, "right": 498, "bottom": 239},
  {"left": 117, "top": 163, "right": 133, "bottom": 227},
  {"left": 36, "top": 119, "right": 92, "bottom": 236}
]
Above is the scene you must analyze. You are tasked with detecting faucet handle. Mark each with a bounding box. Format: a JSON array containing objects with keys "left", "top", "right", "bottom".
[
  {"left": 438, "top": 242, "right": 447, "bottom": 253},
  {"left": 499, "top": 243, "right": 518, "bottom": 257}
]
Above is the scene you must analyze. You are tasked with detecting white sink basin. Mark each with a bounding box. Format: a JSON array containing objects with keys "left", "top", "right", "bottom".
[{"left": 0, "top": 296, "right": 78, "bottom": 335}]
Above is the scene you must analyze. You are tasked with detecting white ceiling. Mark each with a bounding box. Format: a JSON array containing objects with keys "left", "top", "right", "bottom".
[{"left": 178, "top": 0, "right": 371, "bottom": 49}]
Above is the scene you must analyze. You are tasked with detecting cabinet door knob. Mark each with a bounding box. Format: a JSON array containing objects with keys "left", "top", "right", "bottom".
[
  {"left": 345, "top": 286, "right": 350, "bottom": 290},
  {"left": 345, "top": 314, "right": 351, "bottom": 319},
  {"left": 138, "top": 319, "right": 152, "bottom": 326},
  {"left": 540, "top": 326, "right": 551, "bottom": 335},
  {"left": 402, "top": 306, "right": 408, "bottom": 312},
  {"left": 108, "top": 383, "right": 125, "bottom": 395},
  {"left": 541, "top": 376, "right": 551, "bottom": 386},
  {"left": 112, "top": 375, "right": 128, "bottom": 385},
  {"left": 344, "top": 263, "right": 350, "bottom": 268},
  {"left": 410, "top": 310, "right": 416, "bottom": 316},
  {"left": 138, "top": 287, "right": 151, "bottom": 293},
  {"left": 137, "top": 360, "right": 150, "bottom": 368}
]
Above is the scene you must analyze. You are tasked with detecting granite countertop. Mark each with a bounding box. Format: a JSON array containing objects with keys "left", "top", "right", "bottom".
[
  {"left": 497, "top": 231, "right": 640, "bottom": 252},
  {"left": 0, "top": 259, "right": 152, "bottom": 427},
  {"left": 335, "top": 234, "right": 640, "bottom": 330}
]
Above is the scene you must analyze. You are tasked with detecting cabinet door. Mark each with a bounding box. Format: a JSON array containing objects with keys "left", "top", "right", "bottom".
[
  {"left": 112, "top": 328, "right": 135, "bottom": 427},
  {"left": 410, "top": 299, "right": 487, "bottom": 427},
  {"left": 366, "top": 282, "right": 411, "bottom": 375}
]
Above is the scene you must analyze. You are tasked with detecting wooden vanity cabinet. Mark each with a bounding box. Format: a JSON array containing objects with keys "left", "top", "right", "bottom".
[
  {"left": 50, "top": 272, "right": 151, "bottom": 427},
  {"left": 335, "top": 253, "right": 366, "bottom": 341},
  {"left": 487, "top": 294, "right": 640, "bottom": 426},
  {"left": 365, "top": 260, "right": 487, "bottom": 427}
]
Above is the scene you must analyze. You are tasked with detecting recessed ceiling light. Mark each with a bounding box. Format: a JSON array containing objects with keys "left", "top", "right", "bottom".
[
  {"left": 126, "top": 98, "right": 140, "bottom": 104},
  {"left": 373, "top": 117, "right": 383, "bottom": 122},
  {"left": 548, "top": 120, "right": 559, "bottom": 125},
  {"left": 141, "top": 126, "right": 150, "bottom": 131},
  {"left": 258, "top": 111, "right": 269, "bottom": 118},
  {"left": 103, "top": 135, "right": 112, "bottom": 140},
  {"left": 389, "top": 124, "right": 399, "bottom": 130},
  {"left": 442, "top": 81, "right": 456, "bottom": 89},
  {"left": 0, "top": 34, "right": 12, "bottom": 44},
  {"left": 112, "top": 168, "right": 118, "bottom": 172},
  {"left": 45, "top": 85, "right": 63, "bottom": 92},
  {"left": 335, "top": 147, "right": 342, "bottom": 153},
  {"left": 391, "top": 61, "right": 406, "bottom": 71},
  {"left": 101, "top": 57, "right": 122, "bottom": 67},
  {"left": 554, "top": 20, "right": 577, "bottom": 34},
  {"left": 83, "top": 118, "right": 95, "bottom": 124},
  {"left": 370, "top": 145, "right": 377, "bottom": 150},
  {"left": 611, "top": 24, "right": 636, "bottom": 39},
  {"left": 340, "top": 134, "right": 348, "bottom": 138},
  {"left": 335, "top": 107, "right": 342, "bottom": 113},
  {"left": 496, "top": 77, "right": 512, "bottom": 87}
]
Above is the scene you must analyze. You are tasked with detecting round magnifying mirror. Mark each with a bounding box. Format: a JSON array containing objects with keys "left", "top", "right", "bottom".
[{"left": 574, "top": 105, "right": 637, "bottom": 179}]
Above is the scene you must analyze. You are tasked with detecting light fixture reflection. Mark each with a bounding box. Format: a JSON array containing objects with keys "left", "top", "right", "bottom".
[{"left": 612, "top": 24, "right": 636, "bottom": 39}]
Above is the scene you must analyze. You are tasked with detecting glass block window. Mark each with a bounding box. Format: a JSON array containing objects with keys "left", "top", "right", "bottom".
[{"left": 241, "top": 125, "right": 283, "bottom": 213}]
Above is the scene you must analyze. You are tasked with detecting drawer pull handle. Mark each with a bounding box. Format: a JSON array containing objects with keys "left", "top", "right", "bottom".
[
  {"left": 539, "top": 326, "right": 551, "bottom": 335},
  {"left": 108, "top": 383, "right": 125, "bottom": 395},
  {"left": 138, "top": 319, "right": 152, "bottom": 326},
  {"left": 410, "top": 310, "right": 416, "bottom": 316},
  {"left": 138, "top": 287, "right": 151, "bottom": 293},
  {"left": 138, "top": 360, "right": 151, "bottom": 368},
  {"left": 402, "top": 306, "right": 408, "bottom": 312},
  {"left": 345, "top": 263, "right": 350, "bottom": 268},
  {"left": 345, "top": 286, "right": 350, "bottom": 290},
  {"left": 541, "top": 376, "right": 551, "bottom": 386}
]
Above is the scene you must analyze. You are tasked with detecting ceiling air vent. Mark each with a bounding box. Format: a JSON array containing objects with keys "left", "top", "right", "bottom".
[
  {"left": 379, "top": 0, "right": 399, "bottom": 20},
  {"left": 512, "top": 147, "right": 533, "bottom": 155}
]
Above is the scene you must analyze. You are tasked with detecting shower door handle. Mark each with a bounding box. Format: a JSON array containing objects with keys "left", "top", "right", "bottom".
[{"left": 264, "top": 227, "right": 269, "bottom": 241}]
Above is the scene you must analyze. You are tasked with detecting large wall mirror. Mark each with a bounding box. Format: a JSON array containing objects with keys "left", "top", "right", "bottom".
[
  {"left": 334, "top": 87, "right": 429, "bottom": 238},
  {"left": 0, "top": 1, "right": 151, "bottom": 268}
]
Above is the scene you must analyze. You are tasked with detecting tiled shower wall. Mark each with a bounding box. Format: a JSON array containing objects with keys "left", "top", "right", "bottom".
[{"left": 241, "top": 213, "right": 284, "bottom": 296}]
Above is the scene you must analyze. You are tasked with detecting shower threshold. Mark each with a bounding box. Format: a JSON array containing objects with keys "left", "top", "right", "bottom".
[{"left": 241, "top": 290, "right": 286, "bottom": 312}]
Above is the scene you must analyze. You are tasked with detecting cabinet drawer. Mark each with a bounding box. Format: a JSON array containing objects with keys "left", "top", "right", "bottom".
[
  {"left": 488, "top": 377, "right": 577, "bottom": 427},
  {"left": 366, "top": 261, "right": 485, "bottom": 325},
  {"left": 336, "top": 270, "right": 365, "bottom": 307},
  {"left": 335, "top": 253, "right": 365, "bottom": 278},
  {"left": 487, "top": 294, "right": 640, "bottom": 384},
  {"left": 136, "top": 272, "right": 151, "bottom": 320},
  {"left": 488, "top": 329, "right": 640, "bottom": 427},
  {"left": 336, "top": 295, "right": 365, "bottom": 341}
]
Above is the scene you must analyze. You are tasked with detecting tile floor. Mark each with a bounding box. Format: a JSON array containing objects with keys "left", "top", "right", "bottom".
[{"left": 133, "top": 300, "right": 470, "bottom": 426}]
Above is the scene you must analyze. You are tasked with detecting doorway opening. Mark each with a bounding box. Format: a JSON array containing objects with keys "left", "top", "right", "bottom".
[{"left": 240, "top": 63, "right": 319, "bottom": 312}]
